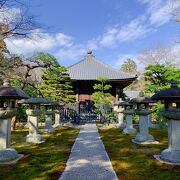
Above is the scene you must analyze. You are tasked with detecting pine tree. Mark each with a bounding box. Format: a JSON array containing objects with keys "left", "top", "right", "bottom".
[{"left": 39, "top": 66, "right": 75, "bottom": 104}]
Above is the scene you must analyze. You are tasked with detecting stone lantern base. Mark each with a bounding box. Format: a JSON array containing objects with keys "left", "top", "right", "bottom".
[
  {"left": 26, "top": 134, "right": 45, "bottom": 144},
  {"left": 116, "top": 123, "right": 126, "bottom": 129},
  {"left": 132, "top": 134, "right": 159, "bottom": 144},
  {"left": 53, "top": 123, "right": 63, "bottom": 128},
  {"left": 154, "top": 149, "right": 180, "bottom": 165},
  {"left": 42, "top": 128, "right": 55, "bottom": 133},
  {"left": 123, "top": 127, "right": 136, "bottom": 134},
  {"left": 0, "top": 148, "right": 24, "bottom": 165}
]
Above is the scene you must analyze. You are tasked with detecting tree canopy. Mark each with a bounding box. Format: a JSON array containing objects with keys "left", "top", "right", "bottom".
[
  {"left": 120, "top": 59, "right": 137, "bottom": 74},
  {"left": 144, "top": 63, "right": 180, "bottom": 93},
  {"left": 39, "top": 66, "right": 75, "bottom": 104}
]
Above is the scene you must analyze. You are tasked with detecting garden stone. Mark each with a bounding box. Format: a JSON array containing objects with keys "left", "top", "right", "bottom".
[
  {"left": 26, "top": 109, "right": 45, "bottom": 143},
  {"left": 152, "top": 82, "right": 180, "bottom": 165}
]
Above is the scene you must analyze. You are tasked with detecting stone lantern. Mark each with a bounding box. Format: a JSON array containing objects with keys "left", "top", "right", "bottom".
[
  {"left": 120, "top": 101, "right": 136, "bottom": 134},
  {"left": 152, "top": 82, "right": 180, "bottom": 165},
  {"left": 53, "top": 102, "right": 63, "bottom": 128},
  {"left": 42, "top": 102, "right": 55, "bottom": 133},
  {"left": 0, "top": 80, "right": 28, "bottom": 164},
  {"left": 114, "top": 100, "right": 125, "bottom": 129},
  {"left": 19, "top": 98, "right": 51, "bottom": 143},
  {"left": 129, "top": 96, "right": 158, "bottom": 144}
]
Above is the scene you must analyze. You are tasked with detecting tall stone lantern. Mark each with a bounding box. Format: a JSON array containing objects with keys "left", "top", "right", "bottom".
[
  {"left": 152, "top": 82, "right": 180, "bottom": 165},
  {"left": 0, "top": 80, "right": 28, "bottom": 164},
  {"left": 120, "top": 101, "right": 136, "bottom": 134},
  {"left": 19, "top": 98, "right": 51, "bottom": 143},
  {"left": 42, "top": 102, "right": 55, "bottom": 133},
  {"left": 53, "top": 102, "right": 63, "bottom": 128},
  {"left": 129, "top": 96, "right": 158, "bottom": 144}
]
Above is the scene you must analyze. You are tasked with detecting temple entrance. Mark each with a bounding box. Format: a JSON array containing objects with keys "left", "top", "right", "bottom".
[{"left": 79, "top": 101, "right": 98, "bottom": 123}]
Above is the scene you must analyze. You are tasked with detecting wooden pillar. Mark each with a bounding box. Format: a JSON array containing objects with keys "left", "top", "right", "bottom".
[
  {"left": 115, "top": 86, "right": 119, "bottom": 103},
  {"left": 75, "top": 82, "right": 80, "bottom": 115}
]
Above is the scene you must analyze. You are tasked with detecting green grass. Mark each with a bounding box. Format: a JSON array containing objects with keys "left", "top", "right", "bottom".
[
  {"left": 98, "top": 126, "right": 180, "bottom": 180},
  {"left": 0, "top": 127, "right": 79, "bottom": 180}
]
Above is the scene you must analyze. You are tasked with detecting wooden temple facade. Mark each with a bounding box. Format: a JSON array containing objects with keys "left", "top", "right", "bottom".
[{"left": 67, "top": 51, "right": 137, "bottom": 114}]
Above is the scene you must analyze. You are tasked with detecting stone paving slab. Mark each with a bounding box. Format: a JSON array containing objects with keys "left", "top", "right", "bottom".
[{"left": 59, "top": 124, "right": 118, "bottom": 180}]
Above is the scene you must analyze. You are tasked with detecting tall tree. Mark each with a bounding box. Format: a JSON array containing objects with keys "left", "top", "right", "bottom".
[
  {"left": 39, "top": 66, "right": 75, "bottom": 104},
  {"left": 120, "top": 59, "right": 137, "bottom": 74}
]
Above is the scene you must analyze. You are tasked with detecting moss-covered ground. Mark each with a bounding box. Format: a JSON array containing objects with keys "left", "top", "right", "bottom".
[
  {"left": 0, "top": 127, "right": 79, "bottom": 180},
  {"left": 98, "top": 125, "right": 180, "bottom": 180}
]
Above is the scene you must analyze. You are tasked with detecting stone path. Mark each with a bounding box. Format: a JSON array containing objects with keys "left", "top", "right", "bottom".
[{"left": 59, "top": 124, "right": 118, "bottom": 180}]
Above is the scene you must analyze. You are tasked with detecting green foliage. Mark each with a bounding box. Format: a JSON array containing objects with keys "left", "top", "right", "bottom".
[
  {"left": 105, "top": 111, "right": 117, "bottom": 123},
  {"left": 120, "top": 59, "right": 137, "bottom": 74},
  {"left": 92, "top": 77, "right": 114, "bottom": 122},
  {"left": 16, "top": 106, "right": 27, "bottom": 123},
  {"left": 152, "top": 102, "right": 168, "bottom": 128},
  {"left": 144, "top": 63, "right": 180, "bottom": 126},
  {"left": 31, "top": 52, "right": 59, "bottom": 67},
  {"left": 92, "top": 77, "right": 113, "bottom": 107},
  {"left": 144, "top": 63, "right": 180, "bottom": 93},
  {"left": 39, "top": 66, "right": 75, "bottom": 104}
]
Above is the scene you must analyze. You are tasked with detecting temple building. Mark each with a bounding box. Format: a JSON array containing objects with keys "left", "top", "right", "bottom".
[{"left": 67, "top": 51, "right": 137, "bottom": 114}]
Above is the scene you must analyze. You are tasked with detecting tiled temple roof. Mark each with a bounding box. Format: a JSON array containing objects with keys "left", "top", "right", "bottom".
[{"left": 68, "top": 51, "right": 137, "bottom": 81}]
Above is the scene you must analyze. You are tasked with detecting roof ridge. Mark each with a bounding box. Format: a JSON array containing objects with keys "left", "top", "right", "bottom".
[
  {"left": 67, "top": 58, "right": 85, "bottom": 69},
  {"left": 91, "top": 56, "right": 136, "bottom": 78}
]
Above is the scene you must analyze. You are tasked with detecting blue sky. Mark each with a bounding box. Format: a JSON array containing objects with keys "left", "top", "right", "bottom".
[{"left": 5, "top": 0, "right": 179, "bottom": 69}]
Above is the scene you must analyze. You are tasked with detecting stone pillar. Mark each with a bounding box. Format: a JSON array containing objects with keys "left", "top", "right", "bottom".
[
  {"left": 0, "top": 105, "right": 23, "bottom": 163},
  {"left": 26, "top": 109, "right": 45, "bottom": 143},
  {"left": 123, "top": 109, "right": 136, "bottom": 134},
  {"left": 42, "top": 110, "right": 55, "bottom": 133},
  {"left": 132, "top": 109, "right": 158, "bottom": 144},
  {"left": 53, "top": 110, "right": 62, "bottom": 128}
]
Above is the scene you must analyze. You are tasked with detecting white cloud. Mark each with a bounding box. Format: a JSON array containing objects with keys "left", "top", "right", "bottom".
[
  {"left": 99, "top": 16, "right": 150, "bottom": 48},
  {"left": 5, "top": 29, "right": 74, "bottom": 54},
  {"left": 56, "top": 33, "right": 73, "bottom": 47},
  {"left": 55, "top": 45, "right": 87, "bottom": 65},
  {"left": 138, "top": 0, "right": 177, "bottom": 26}
]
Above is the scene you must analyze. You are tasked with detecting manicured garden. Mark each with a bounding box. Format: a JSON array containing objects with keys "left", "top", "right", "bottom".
[
  {"left": 99, "top": 125, "right": 180, "bottom": 180},
  {"left": 0, "top": 127, "right": 79, "bottom": 180}
]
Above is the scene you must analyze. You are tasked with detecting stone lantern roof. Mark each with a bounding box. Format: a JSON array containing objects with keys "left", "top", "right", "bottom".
[
  {"left": 119, "top": 101, "right": 133, "bottom": 106},
  {"left": 129, "top": 97, "right": 155, "bottom": 104},
  {"left": 18, "top": 98, "right": 51, "bottom": 105},
  {"left": 151, "top": 82, "right": 180, "bottom": 101},
  {"left": 0, "top": 80, "right": 28, "bottom": 99}
]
